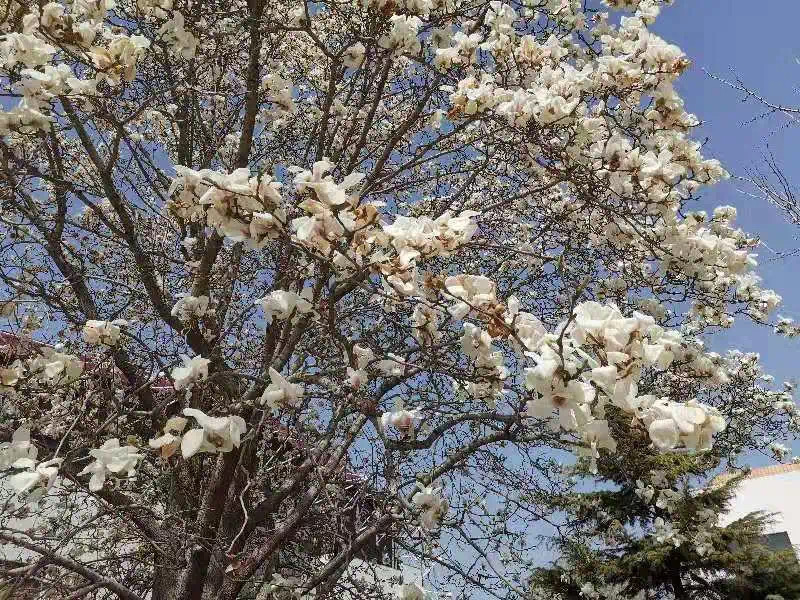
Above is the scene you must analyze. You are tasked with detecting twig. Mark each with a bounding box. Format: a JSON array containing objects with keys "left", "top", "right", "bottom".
[{"left": 227, "top": 467, "right": 253, "bottom": 556}]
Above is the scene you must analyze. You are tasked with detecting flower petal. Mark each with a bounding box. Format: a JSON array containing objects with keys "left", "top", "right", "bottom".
[
  {"left": 149, "top": 433, "right": 176, "bottom": 449},
  {"left": 649, "top": 418, "right": 679, "bottom": 450},
  {"left": 89, "top": 469, "right": 105, "bottom": 492},
  {"left": 181, "top": 428, "right": 207, "bottom": 459},
  {"left": 9, "top": 471, "right": 39, "bottom": 494},
  {"left": 11, "top": 426, "right": 30, "bottom": 444}
]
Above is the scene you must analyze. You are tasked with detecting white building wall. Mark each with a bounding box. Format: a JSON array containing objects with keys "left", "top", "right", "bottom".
[
  {"left": 317, "top": 555, "right": 422, "bottom": 599},
  {"left": 719, "top": 467, "right": 800, "bottom": 548}
]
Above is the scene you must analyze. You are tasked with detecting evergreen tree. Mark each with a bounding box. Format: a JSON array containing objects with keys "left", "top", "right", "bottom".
[{"left": 530, "top": 409, "right": 800, "bottom": 600}]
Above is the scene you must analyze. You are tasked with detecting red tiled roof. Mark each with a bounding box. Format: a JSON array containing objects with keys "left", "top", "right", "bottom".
[
  {"left": 744, "top": 463, "right": 800, "bottom": 479},
  {"left": 0, "top": 331, "right": 40, "bottom": 356},
  {"left": 711, "top": 463, "right": 800, "bottom": 488}
]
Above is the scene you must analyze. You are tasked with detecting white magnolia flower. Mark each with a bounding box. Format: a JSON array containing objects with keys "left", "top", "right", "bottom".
[
  {"left": 171, "top": 354, "right": 210, "bottom": 390},
  {"left": 347, "top": 367, "right": 368, "bottom": 389},
  {"left": 380, "top": 400, "right": 422, "bottom": 432},
  {"left": 428, "top": 108, "right": 444, "bottom": 129},
  {"left": 642, "top": 342, "right": 675, "bottom": 369},
  {"left": 29, "top": 348, "right": 83, "bottom": 384},
  {"left": 579, "top": 419, "right": 617, "bottom": 474},
  {"left": 570, "top": 302, "right": 653, "bottom": 352},
  {"left": 79, "top": 438, "right": 142, "bottom": 492},
  {"left": 82, "top": 319, "right": 126, "bottom": 345},
  {"left": 680, "top": 400, "right": 726, "bottom": 451},
  {"left": 587, "top": 365, "right": 617, "bottom": 393},
  {"left": 0, "top": 359, "right": 24, "bottom": 391},
  {"left": 412, "top": 485, "right": 449, "bottom": 530},
  {"left": 505, "top": 298, "right": 546, "bottom": 351},
  {"left": 262, "top": 73, "right": 297, "bottom": 113},
  {"left": 648, "top": 415, "right": 680, "bottom": 451},
  {"left": 9, "top": 458, "right": 62, "bottom": 501},
  {"left": 444, "top": 274, "right": 496, "bottom": 319},
  {"left": 397, "top": 583, "right": 427, "bottom": 600},
  {"left": 353, "top": 344, "right": 374, "bottom": 370},
  {"left": 181, "top": 408, "right": 247, "bottom": 459},
  {"left": 260, "top": 367, "right": 304, "bottom": 411},
  {"left": 291, "top": 159, "right": 364, "bottom": 208},
  {"left": 460, "top": 322, "right": 493, "bottom": 360},
  {"left": 525, "top": 380, "right": 593, "bottom": 431},
  {"left": 411, "top": 304, "right": 441, "bottom": 345},
  {"left": 379, "top": 14, "right": 422, "bottom": 55},
  {"left": 343, "top": 42, "right": 366, "bottom": 68},
  {"left": 644, "top": 399, "right": 724, "bottom": 451},
  {"left": 381, "top": 210, "right": 479, "bottom": 258},
  {"left": 258, "top": 288, "right": 313, "bottom": 321},
  {"left": 87, "top": 35, "right": 147, "bottom": 85},
  {"left": 148, "top": 416, "right": 188, "bottom": 458},
  {"left": 376, "top": 353, "right": 406, "bottom": 377},
  {"left": 522, "top": 344, "right": 562, "bottom": 390},
  {"left": 159, "top": 10, "right": 196, "bottom": 58},
  {"left": 0, "top": 425, "right": 37, "bottom": 470},
  {"left": 171, "top": 295, "right": 210, "bottom": 321}
]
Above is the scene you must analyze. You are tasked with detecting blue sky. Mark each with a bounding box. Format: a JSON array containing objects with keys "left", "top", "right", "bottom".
[{"left": 652, "top": 1, "right": 800, "bottom": 463}]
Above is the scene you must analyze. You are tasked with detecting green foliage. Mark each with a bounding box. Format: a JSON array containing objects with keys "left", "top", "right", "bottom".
[{"left": 529, "top": 410, "right": 800, "bottom": 599}]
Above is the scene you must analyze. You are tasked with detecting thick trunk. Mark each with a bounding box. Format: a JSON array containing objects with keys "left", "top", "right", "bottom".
[
  {"left": 174, "top": 453, "right": 239, "bottom": 600},
  {"left": 152, "top": 563, "right": 178, "bottom": 600},
  {"left": 672, "top": 567, "right": 689, "bottom": 600}
]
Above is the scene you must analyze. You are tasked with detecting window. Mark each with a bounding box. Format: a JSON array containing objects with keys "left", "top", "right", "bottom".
[{"left": 761, "top": 531, "right": 793, "bottom": 553}]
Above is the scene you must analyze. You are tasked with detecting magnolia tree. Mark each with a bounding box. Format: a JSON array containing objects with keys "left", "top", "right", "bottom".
[{"left": 0, "top": 0, "right": 795, "bottom": 598}]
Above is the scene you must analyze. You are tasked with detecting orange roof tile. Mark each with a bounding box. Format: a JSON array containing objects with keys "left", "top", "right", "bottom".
[
  {"left": 710, "top": 463, "right": 800, "bottom": 488},
  {"left": 745, "top": 463, "right": 800, "bottom": 479}
]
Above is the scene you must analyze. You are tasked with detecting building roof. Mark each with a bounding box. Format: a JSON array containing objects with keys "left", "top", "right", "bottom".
[
  {"left": 745, "top": 463, "right": 800, "bottom": 479},
  {"left": 711, "top": 463, "right": 800, "bottom": 488}
]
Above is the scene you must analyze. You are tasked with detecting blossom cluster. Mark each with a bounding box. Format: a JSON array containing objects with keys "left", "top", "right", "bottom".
[
  {"left": 451, "top": 297, "right": 729, "bottom": 463},
  {"left": 83, "top": 319, "right": 126, "bottom": 346},
  {"left": 0, "top": 347, "right": 83, "bottom": 394},
  {"left": 167, "top": 167, "right": 286, "bottom": 247},
  {"left": 0, "top": 1, "right": 195, "bottom": 134}
]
